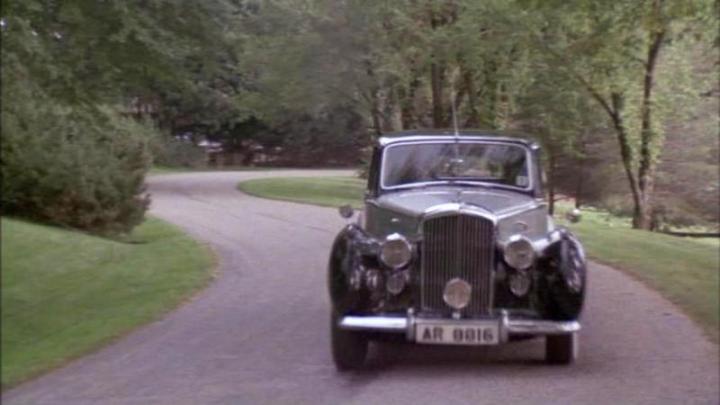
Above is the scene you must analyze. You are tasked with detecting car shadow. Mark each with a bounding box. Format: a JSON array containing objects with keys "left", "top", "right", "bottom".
[{"left": 362, "top": 338, "right": 552, "bottom": 372}]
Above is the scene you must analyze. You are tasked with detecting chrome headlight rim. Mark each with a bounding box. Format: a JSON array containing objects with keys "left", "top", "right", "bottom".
[
  {"left": 503, "top": 234, "right": 536, "bottom": 270},
  {"left": 379, "top": 233, "right": 413, "bottom": 269}
]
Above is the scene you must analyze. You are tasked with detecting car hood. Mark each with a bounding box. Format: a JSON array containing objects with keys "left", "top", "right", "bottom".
[{"left": 374, "top": 186, "right": 537, "bottom": 218}]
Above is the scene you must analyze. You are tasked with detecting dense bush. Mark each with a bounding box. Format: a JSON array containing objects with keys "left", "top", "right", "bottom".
[{"left": 1, "top": 81, "right": 154, "bottom": 234}]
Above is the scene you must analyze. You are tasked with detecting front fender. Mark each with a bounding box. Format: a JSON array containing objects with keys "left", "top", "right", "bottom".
[
  {"left": 327, "top": 225, "right": 376, "bottom": 314},
  {"left": 538, "top": 228, "right": 587, "bottom": 320}
]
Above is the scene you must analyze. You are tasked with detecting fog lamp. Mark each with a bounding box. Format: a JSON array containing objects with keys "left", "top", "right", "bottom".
[
  {"left": 503, "top": 235, "right": 535, "bottom": 270},
  {"left": 509, "top": 270, "right": 531, "bottom": 297},
  {"left": 379, "top": 233, "right": 412, "bottom": 269},
  {"left": 349, "top": 268, "right": 363, "bottom": 291},
  {"left": 365, "top": 269, "right": 382, "bottom": 291},
  {"left": 443, "top": 278, "right": 472, "bottom": 310},
  {"left": 386, "top": 271, "right": 408, "bottom": 295}
]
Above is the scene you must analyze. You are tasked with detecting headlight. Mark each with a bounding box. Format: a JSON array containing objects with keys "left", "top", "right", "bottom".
[
  {"left": 503, "top": 235, "right": 535, "bottom": 270},
  {"left": 386, "top": 270, "right": 408, "bottom": 295},
  {"left": 379, "top": 233, "right": 412, "bottom": 269}
]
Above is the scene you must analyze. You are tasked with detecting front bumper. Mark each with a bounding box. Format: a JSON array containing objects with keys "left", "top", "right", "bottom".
[{"left": 339, "top": 311, "right": 580, "bottom": 343}]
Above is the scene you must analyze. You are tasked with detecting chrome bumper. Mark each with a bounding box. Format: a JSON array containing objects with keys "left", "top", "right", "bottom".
[{"left": 339, "top": 312, "right": 580, "bottom": 342}]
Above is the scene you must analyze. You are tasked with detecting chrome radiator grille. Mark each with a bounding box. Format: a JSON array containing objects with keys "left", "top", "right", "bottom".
[{"left": 420, "top": 214, "right": 494, "bottom": 316}]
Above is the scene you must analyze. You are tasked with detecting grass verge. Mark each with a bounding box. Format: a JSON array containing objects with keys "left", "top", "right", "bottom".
[
  {"left": 148, "top": 166, "right": 197, "bottom": 175},
  {"left": 554, "top": 205, "right": 719, "bottom": 342},
  {"left": 238, "top": 176, "right": 366, "bottom": 209},
  {"left": 150, "top": 166, "right": 351, "bottom": 176},
  {"left": 237, "top": 176, "right": 719, "bottom": 342},
  {"left": 1, "top": 217, "right": 214, "bottom": 389}
]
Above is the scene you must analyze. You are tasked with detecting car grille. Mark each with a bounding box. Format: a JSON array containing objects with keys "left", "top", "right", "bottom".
[{"left": 420, "top": 214, "right": 495, "bottom": 316}]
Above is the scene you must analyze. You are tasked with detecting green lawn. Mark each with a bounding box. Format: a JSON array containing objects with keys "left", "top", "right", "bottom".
[
  {"left": 554, "top": 205, "right": 719, "bottom": 342},
  {"left": 148, "top": 166, "right": 197, "bottom": 175},
  {"left": 149, "top": 166, "right": 332, "bottom": 176},
  {"left": 238, "top": 176, "right": 367, "bottom": 209},
  {"left": 237, "top": 176, "right": 720, "bottom": 342},
  {"left": 1, "top": 217, "right": 214, "bottom": 389}
]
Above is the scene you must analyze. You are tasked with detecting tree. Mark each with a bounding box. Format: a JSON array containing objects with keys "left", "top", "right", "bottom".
[
  {"left": 0, "top": 0, "right": 244, "bottom": 232},
  {"left": 513, "top": 58, "right": 606, "bottom": 214},
  {"left": 517, "top": 0, "right": 714, "bottom": 229}
]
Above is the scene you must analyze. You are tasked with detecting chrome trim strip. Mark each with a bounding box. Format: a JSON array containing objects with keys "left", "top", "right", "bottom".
[
  {"left": 339, "top": 316, "right": 408, "bottom": 332},
  {"left": 406, "top": 308, "right": 416, "bottom": 340},
  {"left": 506, "top": 319, "right": 581, "bottom": 335},
  {"left": 499, "top": 310, "right": 510, "bottom": 342},
  {"left": 531, "top": 229, "right": 563, "bottom": 255},
  {"left": 338, "top": 315, "right": 581, "bottom": 338},
  {"left": 494, "top": 202, "right": 544, "bottom": 220},
  {"left": 421, "top": 203, "right": 498, "bottom": 225},
  {"left": 378, "top": 135, "right": 534, "bottom": 147}
]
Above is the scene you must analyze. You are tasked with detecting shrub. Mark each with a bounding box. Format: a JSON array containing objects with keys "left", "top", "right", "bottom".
[{"left": 1, "top": 82, "right": 154, "bottom": 234}]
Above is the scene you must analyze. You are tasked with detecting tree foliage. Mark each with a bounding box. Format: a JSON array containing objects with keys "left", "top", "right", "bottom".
[
  {"left": 513, "top": 0, "right": 716, "bottom": 228},
  {"left": 1, "top": 0, "right": 717, "bottom": 231},
  {"left": 233, "top": 0, "right": 717, "bottom": 229},
  {"left": 0, "top": 0, "right": 242, "bottom": 233}
]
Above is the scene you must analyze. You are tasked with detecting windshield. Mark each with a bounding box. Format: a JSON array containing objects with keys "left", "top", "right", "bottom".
[{"left": 382, "top": 142, "right": 530, "bottom": 190}]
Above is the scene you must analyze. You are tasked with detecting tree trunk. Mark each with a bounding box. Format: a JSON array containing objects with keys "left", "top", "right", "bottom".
[
  {"left": 547, "top": 152, "right": 556, "bottom": 215},
  {"left": 431, "top": 62, "right": 446, "bottom": 128},
  {"left": 575, "top": 176, "right": 583, "bottom": 209},
  {"left": 463, "top": 68, "right": 480, "bottom": 128},
  {"left": 574, "top": 155, "right": 585, "bottom": 209},
  {"left": 429, "top": 8, "right": 449, "bottom": 129},
  {"left": 607, "top": 92, "right": 645, "bottom": 228},
  {"left": 370, "top": 93, "right": 383, "bottom": 136},
  {"left": 400, "top": 77, "right": 421, "bottom": 129},
  {"left": 481, "top": 61, "right": 498, "bottom": 129},
  {"left": 442, "top": 75, "right": 467, "bottom": 131},
  {"left": 379, "top": 87, "right": 402, "bottom": 132},
  {"left": 364, "top": 62, "right": 383, "bottom": 135},
  {"left": 634, "top": 22, "right": 666, "bottom": 230}
]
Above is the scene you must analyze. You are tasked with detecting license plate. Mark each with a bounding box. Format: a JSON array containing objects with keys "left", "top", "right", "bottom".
[{"left": 415, "top": 321, "right": 500, "bottom": 345}]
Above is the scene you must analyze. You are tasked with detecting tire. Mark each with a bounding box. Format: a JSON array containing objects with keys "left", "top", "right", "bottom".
[
  {"left": 331, "top": 311, "right": 368, "bottom": 371},
  {"left": 545, "top": 332, "right": 578, "bottom": 365}
]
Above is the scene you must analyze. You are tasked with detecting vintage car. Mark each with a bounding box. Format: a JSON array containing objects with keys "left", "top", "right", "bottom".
[{"left": 328, "top": 130, "right": 587, "bottom": 369}]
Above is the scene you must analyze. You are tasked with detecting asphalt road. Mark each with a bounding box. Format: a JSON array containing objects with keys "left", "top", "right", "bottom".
[{"left": 4, "top": 171, "right": 719, "bottom": 405}]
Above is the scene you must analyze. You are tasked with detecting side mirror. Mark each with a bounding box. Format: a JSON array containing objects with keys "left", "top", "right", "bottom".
[
  {"left": 565, "top": 208, "right": 582, "bottom": 223},
  {"left": 338, "top": 204, "right": 354, "bottom": 219}
]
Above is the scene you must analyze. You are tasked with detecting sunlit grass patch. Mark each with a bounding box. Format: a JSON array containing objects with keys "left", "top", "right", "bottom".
[
  {"left": 238, "top": 176, "right": 366, "bottom": 209},
  {"left": 1, "top": 217, "right": 214, "bottom": 389}
]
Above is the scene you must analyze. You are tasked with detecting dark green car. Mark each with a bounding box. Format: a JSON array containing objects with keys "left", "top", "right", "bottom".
[{"left": 328, "top": 130, "right": 586, "bottom": 370}]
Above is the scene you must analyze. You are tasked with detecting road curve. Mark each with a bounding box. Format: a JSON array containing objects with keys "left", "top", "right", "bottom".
[{"left": 4, "top": 171, "right": 719, "bottom": 405}]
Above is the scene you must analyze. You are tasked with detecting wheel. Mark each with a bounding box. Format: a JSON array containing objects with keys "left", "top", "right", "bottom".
[
  {"left": 331, "top": 311, "right": 368, "bottom": 371},
  {"left": 545, "top": 332, "right": 578, "bottom": 364}
]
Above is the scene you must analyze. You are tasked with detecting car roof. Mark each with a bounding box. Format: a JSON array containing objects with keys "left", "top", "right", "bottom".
[{"left": 377, "top": 129, "right": 538, "bottom": 148}]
